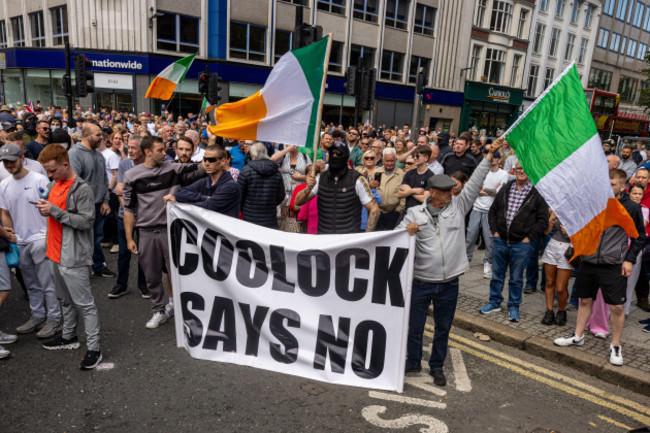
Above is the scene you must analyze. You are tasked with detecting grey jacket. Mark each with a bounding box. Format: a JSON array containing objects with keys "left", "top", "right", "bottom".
[
  {"left": 48, "top": 177, "right": 95, "bottom": 267},
  {"left": 397, "top": 158, "right": 491, "bottom": 283},
  {"left": 69, "top": 143, "right": 110, "bottom": 204}
]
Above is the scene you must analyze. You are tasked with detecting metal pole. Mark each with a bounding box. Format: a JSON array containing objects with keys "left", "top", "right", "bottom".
[
  {"left": 64, "top": 41, "right": 73, "bottom": 117},
  {"left": 0, "top": 70, "right": 5, "bottom": 105}
]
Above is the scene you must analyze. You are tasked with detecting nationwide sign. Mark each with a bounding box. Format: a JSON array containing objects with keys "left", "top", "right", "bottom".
[
  {"left": 167, "top": 203, "right": 415, "bottom": 392},
  {"left": 91, "top": 59, "right": 143, "bottom": 70}
]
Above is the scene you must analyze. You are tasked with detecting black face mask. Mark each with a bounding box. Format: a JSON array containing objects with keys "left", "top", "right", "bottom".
[
  {"left": 329, "top": 153, "right": 348, "bottom": 173},
  {"left": 24, "top": 119, "right": 37, "bottom": 136}
]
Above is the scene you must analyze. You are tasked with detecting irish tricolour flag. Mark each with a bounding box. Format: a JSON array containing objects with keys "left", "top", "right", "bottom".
[
  {"left": 145, "top": 53, "right": 196, "bottom": 100},
  {"left": 504, "top": 64, "right": 638, "bottom": 257},
  {"left": 208, "top": 36, "right": 330, "bottom": 148}
]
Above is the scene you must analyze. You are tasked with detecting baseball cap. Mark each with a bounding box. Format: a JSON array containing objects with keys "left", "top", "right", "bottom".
[{"left": 0, "top": 143, "right": 24, "bottom": 161}]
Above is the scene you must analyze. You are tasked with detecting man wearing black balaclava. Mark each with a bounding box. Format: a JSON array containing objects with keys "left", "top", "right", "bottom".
[{"left": 295, "top": 141, "right": 380, "bottom": 234}]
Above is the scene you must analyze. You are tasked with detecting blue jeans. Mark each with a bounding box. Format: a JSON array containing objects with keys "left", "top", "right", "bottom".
[
  {"left": 525, "top": 234, "right": 550, "bottom": 290},
  {"left": 117, "top": 217, "right": 147, "bottom": 290},
  {"left": 92, "top": 203, "right": 107, "bottom": 272},
  {"left": 466, "top": 210, "right": 492, "bottom": 263},
  {"left": 406, "top": 278, "right": 459, "bottom": 371},
  {"left": 489, "top": 237, "right": 530, "bottom": 308}
]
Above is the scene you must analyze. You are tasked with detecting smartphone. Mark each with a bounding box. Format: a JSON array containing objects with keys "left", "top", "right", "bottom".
[
  {"left": 29, "top": 201, "right": 38, "bottom": 205},
  {"left": 374, "top": 173, "right": 382, "bottom": 182}
]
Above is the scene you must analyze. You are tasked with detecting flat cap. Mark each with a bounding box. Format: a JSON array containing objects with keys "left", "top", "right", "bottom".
[
  {"left": 427, "top": 174, "right": 457, "bottom": 190},
  {"left": 0, "top": 143, "right": 23, "bottom": 161}
]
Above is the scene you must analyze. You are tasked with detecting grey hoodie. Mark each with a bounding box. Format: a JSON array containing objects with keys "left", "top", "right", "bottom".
[{"left": 68, "top": 142, "right": 109, "bottom": 204}]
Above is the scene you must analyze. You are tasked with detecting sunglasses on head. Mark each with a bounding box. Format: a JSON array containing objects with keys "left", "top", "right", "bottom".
[{"left": 203, "top": 156, "right": 220, "bottom": 163}]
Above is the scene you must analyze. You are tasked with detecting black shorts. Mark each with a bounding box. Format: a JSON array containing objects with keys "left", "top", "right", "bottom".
[{"left": 575, "top": 262, "right": 627, "bottom": 305}]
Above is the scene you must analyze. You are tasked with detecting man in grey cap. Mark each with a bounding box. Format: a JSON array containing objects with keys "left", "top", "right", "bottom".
[{"left": 397, "top": 139, "right": 502, "bottom": 387}]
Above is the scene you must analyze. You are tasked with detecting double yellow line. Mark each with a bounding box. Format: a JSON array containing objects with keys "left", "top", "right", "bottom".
[{"left": 423, "top": 324, "right": 650, "bottom": 428}]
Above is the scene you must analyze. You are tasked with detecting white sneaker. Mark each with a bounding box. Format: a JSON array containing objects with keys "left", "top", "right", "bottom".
[
  {"left": 609, "top": 343, "right": 623, "bottom": 366},
  {"left": 145, "top": 312, "right": 167, "bottom": 329},
  {"left": 164, "top": 302, "right": 174, "bottom": 320},
  {"left": 553, "top": 333, "right": 585, "bottom": 347},
  {"left": 0, "top": 330, "right": 17, "bottom": 344},
  {"left": 0, "top": 344, "right": 9, "bottom": 359},
  {"left": 593, "top": 332, "right": 609, "bottom": 339},
  {"left": 483, "top": 262, "right": 492, "bottom": 279}
]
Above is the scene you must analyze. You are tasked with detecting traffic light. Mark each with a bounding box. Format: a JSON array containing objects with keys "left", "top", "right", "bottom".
[
  {"left": 207, "top": 73, "right": 222, "bottom": 105},
  {"left": 73, "top": 53, "right": 94, "bottom": 97},
  {"left": 293, "top": 23, "right": 323, "bottom": 49},
  {"left": 61, "top": 73, "right": 72, "bottom": 95},
  {"left": 358, "top": 68, "right": 376, "bottom": 110},
  {"left": 344, "top": 66, "right": 357, "bottom": 95},
  {"left": 416, "top": 69, "right": 427, "bottom": 95},
  {"left": 198, "top": 71, "right": 209, "bottom": 96}
]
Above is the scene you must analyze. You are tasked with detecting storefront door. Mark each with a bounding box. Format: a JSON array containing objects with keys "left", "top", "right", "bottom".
[{"left": 96, "top": 91, "right": 133, "bottom": 113}]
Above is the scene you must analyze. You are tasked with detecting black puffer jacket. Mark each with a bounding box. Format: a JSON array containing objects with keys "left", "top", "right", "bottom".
[
  {"left": 238, "top": 158, "right": 285, "bottom": 229},
  {"left": 488, "top": 180, "right": 549, "bottom": 243}
]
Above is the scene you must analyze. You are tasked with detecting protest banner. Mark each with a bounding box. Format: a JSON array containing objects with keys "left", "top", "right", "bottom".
[{"left": 167, "top": 202, "right": 414, "bottom": 392}]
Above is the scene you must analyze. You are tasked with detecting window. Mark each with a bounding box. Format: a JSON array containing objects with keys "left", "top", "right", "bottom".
[
  {"left": 596, "top": 28, "right": 609, "bottom": 48},
  {"left": 157, "top": 12, "right": 199, "bottom": 53},
  {"left": 603, "top": 0, "right": 615, "bottom": 15},
  {"left": 490, "top": 1, "right": 513, "bottom": 33},
  {"left": 475, "top": 0, "right": 487, "bottom": 26},
  {"left": 29, "top": 11, "right": 45, "bottom": 47},
  {"left": 318, "top": 0, "right": 346, "bottom": 15},
  {"left": 555, "top": 0, "right": 565, "bottom": 17},
  {"left": 627, "top": 39, "right": 638, "bottom": 57},
  {"left": 516, "top": 10, "right": 527, "bottom": 38},
  {"left": 644, "top": 7, "right": 650, "bottom": 30},
  {"left": 0, "top": 21, "right": 6, "bottom": 49},
  {"left": 638, "top": 42, "right": 648, "bottom": 60},
  {"left": 353, "top": 0, "right": 379, "bottom": 23},
  {"left": 527, "top": 64, "right": 540, "bottom": 97},
  {"left": 229, "top": 21, "right": 266, "bottom": 62},
  {"left": 633, "top": 2, "right": 644, "bottom": 26},
  {"left": 540, "top": 0, "right": 549, "bottom": 11},
  {"left": 274, "top": 30, "right": 292, "bottom": 63},
  {"left": 544, "top": 67, "right": 555, "bottom": 89},
  {"left": 588, "top": 68, "right": 613, "bottom": 90},
  {"left": 385, "top": 0, "right": 410, "bottom": 30},
  {"left": 585, "top": 4, "right": 594, "bottom": 28},
  {"left": 616, "top": 0, "right": 629, "bottom": 20},
  {"left": 533, "top": 23, "right": 546, "bottom": 53},
  {"left": 570, "top": 0, "right": 580, "bottom": 23},
  {"left": 380, "top": 50, "right": 404, "bottom": 81},
  {"left": 279, "top": 0, "right": 306, "bottom": 4},
  {"left": 470, "top": 45, "right": 482, "bottom": 80},
  {"left": 329, "top": 40, "right": 344, "bottom": 73},
  {"left": 408, "top": 55, "right": 430, "bottom": 83},
  {"left": 578, "top": 37, "right": 588, "bottom": 63},
  {"left": 565, "top": 33, "right": 576, "bottom": 60},
  {"left": 414, "top": 3, "right": 436, "bottom": 36},
  {"left": 350, "top": 44, "right": 375, "bottom": 69},
  {"left": 11, "top": 16, "right": 24, "bottom": 47},
  {"left": 621, "top": 36, "right": 627, "bottom": 53},
  {"left": 549, "top": 27, "right": 561, "bottom": 57},
  {"left": 619, "top": 76, "right": 638, "bottom": 102},
  {"left": 483, "top": 48, "right": 506, "bottom": 84},
  {"left": 610, "top": 33, "right": 621, "bottom": 51},
  {"left": 627, "top": 0, "right": 636, "bottom": 22},
  {"left": 510, "top": 54, "right": 521, "bottom": 87},
  {"left": 51, "top": 6, "right": 68, "bottom": 45}
]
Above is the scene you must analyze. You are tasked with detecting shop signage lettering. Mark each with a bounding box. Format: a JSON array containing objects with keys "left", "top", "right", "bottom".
[
  {"left": 487, "top": 87, "right": 511, "bottom": 103},
  {"left": 91, "top": 59, "right": 143, "bottom": 70}
]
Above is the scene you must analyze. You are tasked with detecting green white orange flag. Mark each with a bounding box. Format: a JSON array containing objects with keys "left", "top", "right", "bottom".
[
  {"left": 208, "top": 36, "right": 330, "bottom": 147},
  {"left": 145, "top": 53, "right": 196, "bottom": 100},
  {"left": 504, "top": 63, "right": 638, "bottom": 257}
]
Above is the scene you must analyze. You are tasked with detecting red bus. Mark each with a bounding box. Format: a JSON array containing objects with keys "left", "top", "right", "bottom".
[{"left": 584, "top": 88, "right": 649, "bottom": 137}]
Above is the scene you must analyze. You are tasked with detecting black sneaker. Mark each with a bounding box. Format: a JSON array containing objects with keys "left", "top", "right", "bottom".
[
  {"left": 429, "top": 369, "right": 446, "bottom": 386},
  {"left": 94, "top": 268, "right": 116, "bottom": 278},
  {"left": 523, "top": 287, "right": 536, "bottom": 294},
  {"left": 80, "top": 350, "right": 102, "bottom": 370},
  {"left": 138, "top": 286, "right": 150, "bottom": 299},
  {"left": 541, "top": 310, "right": 555, "bottom": 325},
  {"left": 108, "top": 286, "right": 127, "bottom": 298},
  {"left": 43, "top": 335, "right": 80, "bottom": 350},
  {"left": 405, "top": 364, "right": 422, "bottom": 373},
  {"left": 555, "top": 310, "right": 567, "bottom": 326}
]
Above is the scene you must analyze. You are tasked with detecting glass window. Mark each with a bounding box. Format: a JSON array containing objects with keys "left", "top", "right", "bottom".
[
  {"left": 644, "top": 6, "right": 650, "bottom": 30},
  {"left": 610, "top": 33, "right": 621, "bottom": 51},
  {"left": 380, "top": 50, "right": 404, "bottom": 81},
  {"left": 318, "top": 0, "right": 346, "bottom": 15},
  {"left": 533, "top": 22, "right": 546, "bottom": 53},
  {"left": 540, "top": 0, "right": 549, "bottom": 11},
  {"left": 597, "top": 28, "right": 609, "bottom": 48},
  {"left": 414, "top": 3, "right": 435, "bottom": 36},
  {"left": 627, "top": 0, "right": 636, "bottom": 22},
  {"left": 51, "top": 70, "right": 77, "bottom": 108},
  {"left": 616, "top": 0, "right": 629, "bottom": 20},
  {"left": 470, "top": 45, "right": 482, "bottom": 81},
  {"left": 25, "top": 69, "right": 53, "bottom": 106},
  {"left": 635, "top": 2, "right": 645, "bottom": 26},
  {"left": 584, "top": 4, "right": 594, "bottom": 27},
  {"left": 588, "top": 68, "right": 613, "bottom": 90},
  {"left": 29, "top": 11, "right": 45, "bottom": 47},
  {"left": 570, "top": 0, "right": 580, "bottom": 22},
  {"left": 549, "top": 27, "right": 561, "bottom": 57},
  {"left": 627, "top": 39, "right": 638, "bottom": 57},
  {"left": 274, "top": 30, "right": 292, "bottom": 63},
  {"left": 555, "top": 0, "right": 565, "bottom": 17},
  {"left": 350, "top": 44, "right": 375, "bottom": 69},
  {"left": 490, "top": 1, "right": 513, "bottom": 33},
  {"left": 408, "top": 55, "right": 430, "bottom": 83},
  {"left": 510, "top": 54, "right": 521, "bottom": 87},
  {"left": 603, "top": 0, "right": 615, "bottom": 15},
  {"left": 483, "top": 48, "right": 506, "bottom": 84},
  {"left": 353, "top": 0, "right": 379, "bottom": 23},
  {"left": 157, "top": 12, "right": 199, "bottom": 53},
  {"left": 638, "top": 42, "right": 648, "bottom": 60},
  {"left": 621, "top": 36, "right": 627, "bottom": 53},
  {"left": 329, "top": 40, "right": 344, "bottom": 73},
  {"left": 475, "top": 0, "right": 487, "bottom": 26},
  {"left": 517, "top": 9, "right": 527, "bottom": 38},
  {"left": 11, "top": 16, "right": 25, "bottom": 47},
  {"left": 578, "top": 37, "right": 588, "bottom": 63},
  {"left": 544, "top": 67, "right": 555, "bottom": 89},
  {"left": 565, "top": 33, "right": 576, "bottom": 60},
  {"left": 0, "top": 21, "right": 7, "bottom": 49},
  {"left": 3, "top": 69, "right": 24, "bottom": 106},
  {"left": 51, "top": 6, "right": 68, "bottom": 46},
  {"left": 619, "top": 76, "right": 638, "bottom": 102},
  {"left": 385, "top": 0, "right": 410, "bottom": 30},
  {"left": 527, "top": 64, "right": 539, "bottom": 97},
  {"left": 229, "top": 21, "right": 266, "bottom": 62}
]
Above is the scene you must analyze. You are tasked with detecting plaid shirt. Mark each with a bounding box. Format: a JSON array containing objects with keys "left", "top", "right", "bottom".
[{"left": 506, "top": 181, "right": 532, "bottom": 228}]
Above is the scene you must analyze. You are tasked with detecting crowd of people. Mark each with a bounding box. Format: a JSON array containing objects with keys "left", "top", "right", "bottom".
[{"left": 0, "top": 102, "right": 648, "bottom": 383}]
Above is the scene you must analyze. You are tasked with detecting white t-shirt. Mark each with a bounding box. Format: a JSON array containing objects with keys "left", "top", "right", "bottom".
[
  {"left": 311, "top": 174, "right": 373, "bottom": 205},
  {"left": 473, "top": 168, "right": 510, "bottom": 212},
  {"left": 427, "top": 160, "right": 444, "bottom": 175},
  {"left": 0, "top": 158, "right": 47, "bottom": 181},
  {"left": 191, "top": 146, "right": 205, "bottom": 162},
  {"left": 0, "top": 171, "right": 49, "bottom": 244},
  {"left": 101, "top": 148, "right": 121, "bottom": 186}
]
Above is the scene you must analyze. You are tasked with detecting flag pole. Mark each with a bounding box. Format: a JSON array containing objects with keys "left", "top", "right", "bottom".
[{"left": 311, "top": 34, "right": 332, "bottom": 175}]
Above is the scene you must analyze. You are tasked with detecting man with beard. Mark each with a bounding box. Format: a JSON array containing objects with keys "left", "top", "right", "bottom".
[
  {"left": 348, "top": 128, "right": 364, "bottom": 167},
  {"left": 175, "top": 136, "right": 197, "bottom": 164},
  {"left": 619, "top": 144, "right": 638, "bottom": 180},
  {"left": 26, "top": 120, "right": 51, "bottom": 159},
  {"left": 68, "top": 124, "right": 115, "bottom": 278},
  {"left": 296, "top": 141, "right": 380, "bottom": 233}
]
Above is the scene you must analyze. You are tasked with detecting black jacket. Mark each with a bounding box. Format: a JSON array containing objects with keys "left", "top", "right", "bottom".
[
  {"left": 238, "top": 159, "right": 285, "bottom": 229},
  {"left": 488, "top": 180, "right": 549, "bottom": 243},
  {"left": 175, "top": 171, "right": 241, "bottom": 218}
]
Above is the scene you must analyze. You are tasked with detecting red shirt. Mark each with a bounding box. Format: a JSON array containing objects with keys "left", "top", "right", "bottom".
[{"left": 46, "top": 178, "right": 75, "bottom": 263}]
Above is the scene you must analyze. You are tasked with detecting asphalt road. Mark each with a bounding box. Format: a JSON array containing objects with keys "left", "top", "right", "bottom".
[{"left": 1, "top": 252, "right": 649, "bottom": 433}]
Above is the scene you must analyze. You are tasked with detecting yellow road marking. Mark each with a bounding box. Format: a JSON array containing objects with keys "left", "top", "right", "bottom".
[
  {"left": 425, "top": 324, "right": 650, "bottom": 416},
  {"left": 597, "top": 415, "right": 632, "bottom": 431}
]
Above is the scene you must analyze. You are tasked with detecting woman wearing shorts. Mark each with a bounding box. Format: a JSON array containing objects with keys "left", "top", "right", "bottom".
[{"left": 541, "top": 211, "right": 573, "bottom": 326}]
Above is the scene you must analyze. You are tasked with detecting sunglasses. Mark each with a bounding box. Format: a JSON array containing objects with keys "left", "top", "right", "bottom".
[
  {"left": 203, "top": 157, "right": 220, "bottom": 163},
  {"left": 405, "top": 161, "right": 415, "bottom": 165},
  {"left": 40, "top": 127, "right": 51, "bottom": 131},
  {"left": 364, "top": 156, "right": 375, "bottom": 160}
]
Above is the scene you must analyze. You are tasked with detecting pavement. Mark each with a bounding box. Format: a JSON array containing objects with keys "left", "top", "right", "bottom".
[{"left": 449, "top": 248, "right": 650, "bottom": 396}]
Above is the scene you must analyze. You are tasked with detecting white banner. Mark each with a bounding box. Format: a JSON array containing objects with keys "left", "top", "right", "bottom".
[{"left": 167, "top": 203, "right": 415, "bottom": 392}]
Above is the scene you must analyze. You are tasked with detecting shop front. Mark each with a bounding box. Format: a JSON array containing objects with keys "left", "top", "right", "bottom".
[{"left": 460, "top": 81, "right": 524, "bottom": 135}]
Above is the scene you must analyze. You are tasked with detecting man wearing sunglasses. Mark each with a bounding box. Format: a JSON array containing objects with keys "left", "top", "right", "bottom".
[{"left": 26, "top": 121, "right": 52, "bottom": 160}]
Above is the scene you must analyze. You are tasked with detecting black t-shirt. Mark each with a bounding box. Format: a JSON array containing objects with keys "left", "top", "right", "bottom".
[{"left": 402, "top": 168, "right": 433, "bottom": 210}]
